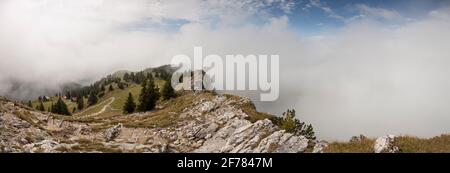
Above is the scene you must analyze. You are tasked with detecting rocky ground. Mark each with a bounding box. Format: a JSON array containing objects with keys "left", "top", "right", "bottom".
[{"left": 0, "top": 92, "right": 332, "bottom": 153}]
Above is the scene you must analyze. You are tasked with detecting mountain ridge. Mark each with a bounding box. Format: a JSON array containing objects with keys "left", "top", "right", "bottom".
[{"left": 0, "top": 90, "right": 319, "bottom": 153}]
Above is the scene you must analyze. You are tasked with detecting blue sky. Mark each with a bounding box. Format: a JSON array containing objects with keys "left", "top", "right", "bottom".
[
  {"left": 283, "top": 0, "right": 447, "bottom": 34},
  {"left": 131, "top": 0, "right": 449, "bottom": 35}
]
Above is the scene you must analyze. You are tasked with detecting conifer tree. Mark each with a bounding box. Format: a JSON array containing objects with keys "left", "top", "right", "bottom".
[
  {"left": 118, "top": 82, "right": 125, "bottom": 90},
  {"left": 109, "top": 84, "right": 114, "bottom": 91},
  {"left": 137, "top": 79, "right": 160, "bottom": 112},
  {"left": 137, "top": 80, "right": 148, "bottom": 112},
  {"left": 50, "top": 102, "right": 54, "bottom": 113},
  {"left": 77, "top": 97, "right": 84, "bottom": 110},
  {"left": 123, "top": 93, "right": 136, "bottom": 114},
  {"left": 272, "top": 109, "right": 316, "bottom": 140},
  {"left": 124, "top": 73, "right": 130, "bottom": 82},
  {"left": 88, "top": 92, "right": 98, "bottom": 106},
  {"left": 52, "top": 98, "right": 71, "bottom": 115},
  {"left": 146, "top": 78, "right": 160, "bottom": 110},
  {"left": 27, "top": 100, "right": 33, "bottom": 108},
  {"left": 130, "top": 72, "right": 136, "bottom": 83},
  {"left": 147, "top": 73, "right": 153, "bottom": 80},
  {"left": 38, "top": 101, "right": 45, "bottom": 112},
  {"left": 162, "top": 80, "right": 175, "bottom": 100}
]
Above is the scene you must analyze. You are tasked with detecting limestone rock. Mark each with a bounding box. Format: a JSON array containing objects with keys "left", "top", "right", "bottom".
[
  {"left": 23, "top": 140, "right": 60, "bottom": 153},
  {"left": 0, "top": 93, "right": 315, "bottom": 153},
  {"left": 374, "top": 135, "right": 399, "bottom": 153},
  {"left": 312, "top": 141, "right": 328, "bottom": 153},
  {"left": 105, "top": 124, "right": 123, "bottom": 142}
]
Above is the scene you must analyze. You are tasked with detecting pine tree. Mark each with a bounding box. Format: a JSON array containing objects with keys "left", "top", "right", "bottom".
[
  {"left": 137, "top": 79, "right": 160, "bottom": 112},
  {"left": 101, "top": 85, "right": 106, "bottom": 91},
  {"left": 162, "top": 80, "right": 175, "bottom": 100},
  {"left": 272, "top": 109, "right": 316, "bottom": 140},
  {"left": 303, "top": 124, "right": 315, "bottom": 140},
  {"left": 109, "top": 85, "right": 114, "bottom": 91},
  {"left": 124, "top": 73, "right": 130, "bottom": 82},
  {"left": 130, "top": 72, "right": 136, "bottom": 83},
  {"left": 50, "top": 102, "right": 54, "bottom": 113},
  {"left": 77, "top": 97, "right": 84, "bottom": 110},
  {"left": 52, "top": 98, "right": 71, "bottom": 115},
  {"left": 146, "top": 78, "right": 160, "bottom": 110},
  {"left": 147, "top": 73, "right": 153, "bottom": 80},
  {"left": 137, "top": 80, "right": 148, "bottom": 112},
  {"left": 123, "top": 93, "right": 136, "bottom": 114},
  {"left": 118, "top": 82, "right": 125, "bottom": 90},
  {"left": 27, "top": 100, "right": 33, "bottom": 108},
  {"left": 135, "top": 72, "right": 145, "bottom": 84},
  {"left": 88, "top": 92, "right": 98, "bottom": 106},
  {"left": 38, "top": 101, "right": 45, "bottom": 111}
]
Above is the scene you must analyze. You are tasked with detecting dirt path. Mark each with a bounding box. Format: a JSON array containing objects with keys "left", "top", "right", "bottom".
[
  {"left": 88, "top": 97, "right": 116, "bottom": 117},
  {"left": 75, "top": 97, "right": 116, "bottom": 117}
]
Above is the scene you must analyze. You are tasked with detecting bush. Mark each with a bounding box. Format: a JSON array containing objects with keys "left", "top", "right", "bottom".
[{"left": 271, "top": 109, "right": 316, "bottom": 140}]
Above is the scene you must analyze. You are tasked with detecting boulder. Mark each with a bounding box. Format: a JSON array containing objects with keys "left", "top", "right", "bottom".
[
  {"left": 105, "top": 123, "right": 123, "bottom": 142},
  {"left": 312, "top": 141, "right": 328, "bottom": 153},
  {"left": 374, "top": 135, "right": 399, "bottom": 153}
]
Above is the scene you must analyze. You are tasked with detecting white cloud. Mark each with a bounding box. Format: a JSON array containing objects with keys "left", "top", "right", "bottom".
[
  {"left": 257, "top": 9, "right": 450, "bottom": 140},
  {"left": 303, "top": 0, "right": 346, "bottom": 20},
  {"left": 303, "top": 1, "right": 407, "bottom": 23},
  {"left": 1, "top": 0, "right": 450, "bottom": 140},
  {"left": 351, "top": 4, "right": 404, "bottom": 21}
]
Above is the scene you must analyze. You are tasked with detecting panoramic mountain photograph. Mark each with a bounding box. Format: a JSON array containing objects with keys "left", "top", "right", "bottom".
[{"left": 1, "top": 0, "right": 450, "bottom": 157}]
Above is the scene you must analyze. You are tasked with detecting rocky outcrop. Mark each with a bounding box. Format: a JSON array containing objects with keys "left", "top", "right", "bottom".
[
  {"left": 195, "top": 119, "right": 309, "bottom": 153},
  {"left": 104, "top": 123, "right": 123, "bottom": 142},
  {"left": 0, "top": 93, "right": 313, "bottom": 153},
  {"left": 374, "top": 135, "right": 399, "bottom": 153},
  {"left": 23, "top": 140, "right": 60, "bottom": 153},
  {"left": 312, "top": 141, "right": 328, "bottom": 153}
]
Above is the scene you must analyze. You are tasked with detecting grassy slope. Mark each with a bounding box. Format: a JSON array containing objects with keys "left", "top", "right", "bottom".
[
  {"left": 325, "top": 135, "right": 450, "bottom": 153},
  {"left": 75, "top": 79, "right": 165, "bottom": 117},
  {"left": 30, "top": 78, "right": 165, "bottom": 117}
]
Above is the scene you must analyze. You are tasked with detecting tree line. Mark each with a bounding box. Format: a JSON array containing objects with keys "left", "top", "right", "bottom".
[
  {"left": 29, "top": 68, "right": 175, "bottom": 116},
  {"left": 123, "top": 76, "right": 175, "bottom": 114}
]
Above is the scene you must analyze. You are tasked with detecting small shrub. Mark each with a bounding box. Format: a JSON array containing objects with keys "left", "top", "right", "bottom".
[{"left": 271, "top": 109, "right": 316, "bottom": 140}]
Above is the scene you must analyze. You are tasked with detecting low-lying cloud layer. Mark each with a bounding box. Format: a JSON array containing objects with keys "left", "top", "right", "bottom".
[{"left": 1, "top": 0, "right": 450, "bottom": 140}]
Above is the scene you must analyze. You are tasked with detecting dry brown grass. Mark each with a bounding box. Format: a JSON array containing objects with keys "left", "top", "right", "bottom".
[
  {"left": 396, "top": 135, "right": 450, "bottom": 153},
  {"left": 222, "top": 93, "right": 275, "bottom": 123},
  {"left": 325, "top": 134, "right": 450, "bottom": 153},
  {"left": 325, "top": 138, "right": 375, "bottom": 153},
  {"left": 55, "top": 138, "right": 123, "bottom": 153}
]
